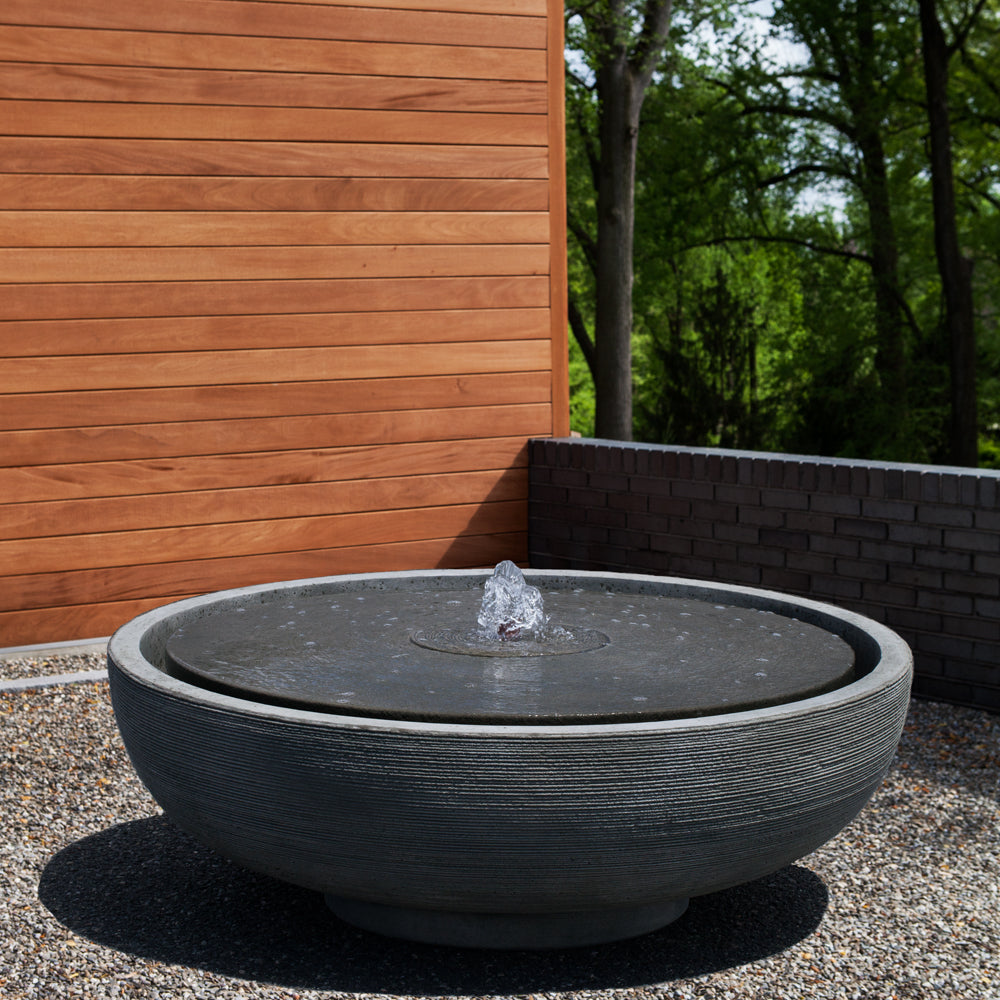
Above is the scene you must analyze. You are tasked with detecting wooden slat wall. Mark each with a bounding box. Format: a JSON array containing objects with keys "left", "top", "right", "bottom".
[{"left": 0, "top": 0, "right": 568, "bottom": 645}]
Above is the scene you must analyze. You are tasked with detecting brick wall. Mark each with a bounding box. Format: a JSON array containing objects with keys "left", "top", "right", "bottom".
[{"left": 528, "top": 437, "right": 1000, "bottom": 712}]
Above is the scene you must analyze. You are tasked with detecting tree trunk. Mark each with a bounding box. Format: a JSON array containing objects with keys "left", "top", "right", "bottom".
[
  {"left": 852, "top": 0, "right": 910, "bottom": 455},
  {"left": 919, "top": 0, "right": 979, "bottom": 466},
  {"left": 594, "top": 51, "right": 641, "bottom": 440}
]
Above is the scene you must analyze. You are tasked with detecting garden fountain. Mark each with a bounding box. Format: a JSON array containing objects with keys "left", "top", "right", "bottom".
[{"left": 107, "top": 565, "right": 912, "bottom": 949}]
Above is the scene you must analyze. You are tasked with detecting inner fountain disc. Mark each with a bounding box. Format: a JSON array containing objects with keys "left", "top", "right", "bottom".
[{"left": 163, "top": 586, "right": 856, "bottom": 724}]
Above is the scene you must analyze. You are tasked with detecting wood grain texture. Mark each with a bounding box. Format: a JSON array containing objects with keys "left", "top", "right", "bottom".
[
  {"left": 0, "top": 64, "right": 549, "bottom": 114},
  {"left": 0, "top": 176, "right": 551, "bottom": 212},
  {"left": 0, "top": 139, "right": 549, "bottom": 177},
  {"left": 0, "top": 0, "right": 547, "bottom": 50},
  {"left": 0, "top": 0, "right": 564, "bottom": 646},
  {"left": 2, "top": 341, "right": 550, "bottom": 393},
  {"left": 0, "top": 26, "right": 547, "bottom": 80},
  {"left": 0, "top": 308, "right": 551, "bottom": 357},
  {"left": 0, "top": 372, "right": 551, "bottom": 430},
  {"left": 0, "top": 437, "right": 530, "bottom": 505}
]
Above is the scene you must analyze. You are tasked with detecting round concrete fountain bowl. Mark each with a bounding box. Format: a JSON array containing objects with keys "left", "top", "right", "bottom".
[{"left": 107, "top": 569, "right": 912, "bottom": 949}]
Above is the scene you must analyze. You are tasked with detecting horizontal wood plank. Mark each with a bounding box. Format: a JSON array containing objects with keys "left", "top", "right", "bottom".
[
  {"left": 0, "top": 244, "right": 548, "bottom": 284},
  {"left": 1, "top": 467, "right": 528, "bottom": 543},
  {"left": 0, "top": 308, "right": 551, "bottom": 357},
  {"left": 0, "top": 500, "right": 527, "bottom": 575},
  {"left": 0, "top": 26, "right": 547, "bottom": 80},
  {"left": 0, "top": 176, "right": 550, "bottom": 212},
  {"left": 0, "top": 0, "right": 547, "bottom": 50},
  {"left": 0, "top": 531, "right": 529, "bottom": 644},
  {"left": 0, "top": 211, "right": 550, "bottom": 248},
  {"left": 1, "top": 100, "right": 549, "bottom": 147},
  {"left": 0, "top": 403, "right": 551, "bottom": 467},
  {"left": 0, "top": 64, "right": 548, "bottom": 114},
  {"left": 0, "top": 275, "right": 551, "bottom": 320},
  {"left": 0, "top": 138, "right": 549, "bottom": 178},
  {"left": 1, "top": 341, "right": 551, "bottom": 393},
  {"left": 0, "top": 436, "right": 530, "bottom": 505},
  {"left": 0, "top": 371, "right": 551, "bottom": 431},
  {"left": 0, "top": 531, "right": 529, "bottom": 614}
]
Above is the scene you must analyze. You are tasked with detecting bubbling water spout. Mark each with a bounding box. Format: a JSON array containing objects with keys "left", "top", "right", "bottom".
[{"left": 478, "top": 560, "right": 546, "bottom": 641}]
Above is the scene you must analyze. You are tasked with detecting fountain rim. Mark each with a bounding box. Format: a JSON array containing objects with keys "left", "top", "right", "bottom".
[{"left": 108, "top": 568, "right": 912, "bottom": 736}]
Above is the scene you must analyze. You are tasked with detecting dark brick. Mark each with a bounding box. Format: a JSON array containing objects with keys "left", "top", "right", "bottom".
[
  {"left": 915, "top": 632, "right": 975, "bottom": 659},
  {"left": 759, "top": 567, "right": 810, "bottom": 592},
  {"left": 860, "top": 540, "right": 914, "bottom": 564},
  {"left": 920, "top": 472, "right": 941, "bottom": 502},
  {"left": 671, "top": 479, "right": 715, "bottom": 501},
  {"left": 913, "top": 675, "right": 972, "bottom": 703},
  {"left": 944, "top": 527, "right": 1000, "bottom": 552},
  {"left": 786, "top": 550, "right": 836, "bottom": 574},
  {"left": 861, "top": 498, "right": 916, "bottom": 522},
  {"left": 811, "top": 576, "right": 863, "bottom": 600},
  {"left": 917, "top": 504, "right": 974, "bottom": 527},
  {"left": 943, "top": 571, "right": 999, "bottom": 597},
  {"left": 760, "top": 528, "right": 809, "bottom": 549},
  {"left": 669, "top": 516, "right": 715, "bottom": 540},
  {"left": 549, "top": 468, "right": 588, "bottom": 488},
  {"left": 885, "top": 468, "right": 904, "bottom": 499},
  {"left": 917, "top": 590, "right": 974, "bottom": 615},
  {"left": 975, "top": 509, "right": 1000, "bottom": 531},
  {"left": 714, "top": 561, "right": 763, "bottom": 585},
  {"left": 647, "top": 496, "right": 691, "bottom": 519},
  {"left": 915, "top": 548, "right": 972, "bottom": 571},
  {"left": 903, "top": 470, "right": 923, "bottom": 501},
  {"left": 607, "top": 491, "right": 648, "bottom": 512},
  {"left": 712, "top": 522, "right": 760, "bottom": 545},
  {"left": 585, "top": 506, "right": 628, "bottom": 528},
  {"left": 714, "top": 484, "right": 761, "bottom": 505},
  {"left": 740, "top": 544, "right": 785, "bottom": 568},
  {"left": 887, "top": 523, "right": 943, "bottom": 546},
  {"left": 739, "top": 506, "right": 786, "bottom": 528},
  {"left": 628, "top": 474, "right": 673, "bottom": 497},
  {"left": 979, "top": 475, "right": 997, "bottom": 507},
  {"left": 568, "top": 486, "right": 608, "bottom": 509},
  {"left": 692, "top": 538, "right": 740, "bottom": 563},
  {"left": 944, "top": 614, "right": 1000, "bottom": 641},
  {"left": 669, "top": 555, "right": 715, "bottom": 578},
  {"left": 975, "top": 552, "right": 1000, "bottom": 576},
  {"left": 785, "top": 511, "right": 837, "bottom": 534},
  {"left": 885, "top": 607, "right": 939, "bottom": 632},
  {"left": 836, "top": 558, "right": 886, "bottom": 581},
  {"left": 760, "top": 488, "right": 810, "bottom": 511},
  {"left": 588, "top": 471, "right": 630, "bottom": 494},
  {"left": 608, "top": 527, "right": 651, "bottom": 551},
  {"left": 810, "top": 534, "right": 860, "bottom": 557},
  {"left": 649, "top": 533, "right": 693, "bottom": 556},
  {"left": 527, "top": 515, "right": 572, "bottom": 539},
  {"left": 889, "top": 565, "right": 943, "bottom": 589},
  {"left": 835, "top": 517, "right": 887, "bottom": 540},
  {"left": 571, "top": 522, "right": 611, "bottom": 544},
  {"left": 939, "top": 473, "right": 962, "bottom": 505},
  {"left": 810, "top": 494, "right": 861, "bottom": 516}
]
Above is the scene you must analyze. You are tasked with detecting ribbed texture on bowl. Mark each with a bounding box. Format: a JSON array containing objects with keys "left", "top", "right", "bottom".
[{"left": 108, "top": 571, "right": 913, "bottom": 918}]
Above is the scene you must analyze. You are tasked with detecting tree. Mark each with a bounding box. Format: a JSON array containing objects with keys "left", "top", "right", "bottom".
[
  {"left": 919, "top": 0, "right": 987, "bottom": 466},
  {"left": 565, "top": 0, "right": 675, "bottom": 440}
]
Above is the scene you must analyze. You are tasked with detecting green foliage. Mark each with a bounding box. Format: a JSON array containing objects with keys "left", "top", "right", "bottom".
[{"left": 564, "top": 0, "right": 1000, "bottom": 466}]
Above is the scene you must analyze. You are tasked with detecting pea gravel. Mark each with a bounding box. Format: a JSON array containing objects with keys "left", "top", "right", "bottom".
[{"left": 1, "top": 658, "right": 997, "bottom": 1000}]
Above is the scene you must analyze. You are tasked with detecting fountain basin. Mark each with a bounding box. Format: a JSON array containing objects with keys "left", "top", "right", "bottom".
[{"left": 107, "top": 569, "right": 912, "bottom": 949}]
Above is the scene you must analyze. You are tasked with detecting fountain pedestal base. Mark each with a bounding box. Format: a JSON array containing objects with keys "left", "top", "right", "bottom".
[{"left": 324, "top": 895, "right": 691, "bottom": 949}]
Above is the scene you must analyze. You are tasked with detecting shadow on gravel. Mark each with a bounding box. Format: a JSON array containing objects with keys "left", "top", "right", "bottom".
[{"left": 40, "top": 816, "right": 827, "bottom": 994}]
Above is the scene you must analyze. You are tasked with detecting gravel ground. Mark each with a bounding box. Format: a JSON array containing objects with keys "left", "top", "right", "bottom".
[{"left": 1, "top": 662, "right": 997, "bottom": 1000}]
